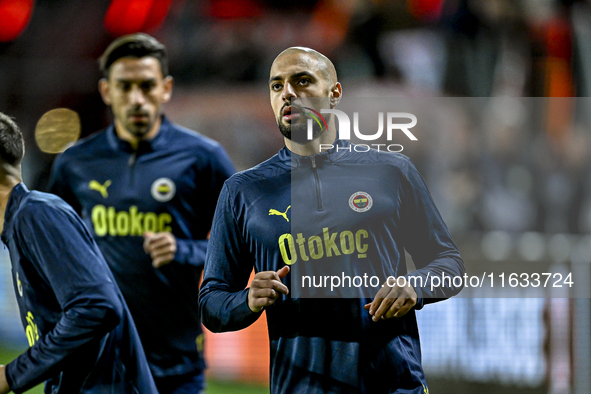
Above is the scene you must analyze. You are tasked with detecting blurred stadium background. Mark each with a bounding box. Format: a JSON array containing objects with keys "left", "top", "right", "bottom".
[{"left": 1, "top": 0, "right": 591, "bottom": 393}]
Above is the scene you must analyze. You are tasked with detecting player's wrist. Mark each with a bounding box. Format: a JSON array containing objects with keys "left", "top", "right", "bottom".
[{"left": 246, "top": 290, "right": 263, "bottom": 313}]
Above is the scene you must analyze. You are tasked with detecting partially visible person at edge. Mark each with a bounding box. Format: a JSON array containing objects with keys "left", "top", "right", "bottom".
[
  {"left": 49, "top": 33, "right": 235, "bottom": 394},
  {"left": 0, "top": 112, "right": 157, "bottom": 394},
  {"left": 199, "top": 47, "right": 465, "bottom": 393}
]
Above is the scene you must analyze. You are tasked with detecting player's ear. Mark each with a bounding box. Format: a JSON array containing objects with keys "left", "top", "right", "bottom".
[
  {"left": 98, "top": 78, "right": 111, "bottom": 106},
  {"left": 162, "top": 76, "right": 173, "bottom": 103},
  {"left": 329, "top": 82, "right": 342, "bottom": 108}
]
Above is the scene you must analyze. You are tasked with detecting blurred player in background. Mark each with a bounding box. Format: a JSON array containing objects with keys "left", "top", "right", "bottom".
[
  {"left": 0, "top": 112, "right": 157, "bottom": 394},
  {"left": 49, "top": 33, "right": 235, "bottom": 394},
  {"left": 199, "top": 47, "right": 464, "bottom": 393}
]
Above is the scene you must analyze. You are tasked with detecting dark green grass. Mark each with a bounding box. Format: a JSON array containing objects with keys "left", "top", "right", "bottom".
[{"left": 0, "top": 346, "right": 268, "bottom": 394}]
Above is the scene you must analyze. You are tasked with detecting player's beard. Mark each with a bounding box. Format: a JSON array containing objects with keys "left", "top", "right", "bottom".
[
  {"left": 125, "top": 108, "right": 152, "bottom": 139},
  {"left": 277, "top": 110, "right": 324, "bottom": 144},
  {"left": 126, "top": 124, "right": 149, "bottom": 139}
]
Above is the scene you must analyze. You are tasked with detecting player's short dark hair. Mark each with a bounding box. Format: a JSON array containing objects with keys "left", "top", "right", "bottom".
[
  {"left": 99, "top": 33, "right": 168, "bottom": 79},
  {"left": 0, "top": 112, "right": 24, "bottom": 167}
]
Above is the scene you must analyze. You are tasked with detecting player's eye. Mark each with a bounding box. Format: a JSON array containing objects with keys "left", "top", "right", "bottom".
[
  {"left": 271, "top": 83, "right": 282, "bottom": 91},
  {"left": 297, "top": 78, "right": 311, "bottom": 86},
  {"left": 141, "top": 81, "right": 156, "bottom": 92},
  {"left": 118, "top": 82, "right": 131, "bottom": 92}
]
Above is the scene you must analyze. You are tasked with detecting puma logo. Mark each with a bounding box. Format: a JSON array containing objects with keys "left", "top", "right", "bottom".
[
  {"left": 269, "top": 205, "right": 291, "bottom": 222},
  {"left": 89, "top": 180, "right": 111, "bottom": 198}
]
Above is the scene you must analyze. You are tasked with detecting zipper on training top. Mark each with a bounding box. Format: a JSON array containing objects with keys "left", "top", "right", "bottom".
[
  {"left": 127, "top": 151, "right": 137, "bottom": 188},
  {"left": 128, "top": 152, "right": 136, "bottom": 167},
  {"left": 310, "top": 156, "right": 323, "bottom": 211}
]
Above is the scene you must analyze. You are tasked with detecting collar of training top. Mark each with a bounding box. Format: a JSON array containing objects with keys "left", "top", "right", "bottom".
[
  {"left": 280, "top": 138, "right": 350, "bottom": 169},
  {"left": 106, "top": 115, "right": 172, "bottom": 153},
  {"left": 2, "top": 182, "right": 28, "bottom": 241}
]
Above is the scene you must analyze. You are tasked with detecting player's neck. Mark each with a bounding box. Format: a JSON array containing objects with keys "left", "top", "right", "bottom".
[
  {"left": 114, "top": 118, "right": 162, "bottom": 151},
  {"left": 285, "top": 125, "right": 336, "bottom": 157},
  {"left": 0, "top": 167, "right": 22, "bottom": 233}
]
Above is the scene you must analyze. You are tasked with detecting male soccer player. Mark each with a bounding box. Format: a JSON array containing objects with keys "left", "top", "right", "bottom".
[
  {"left": 0, "top": 113, "right": 157, "bottom": 393},
  {"left": 199, "top": 47, "right": 465, "bottom": 393},
  {"left": 49, "top": 33, "right": 235, "bottom": 393}
]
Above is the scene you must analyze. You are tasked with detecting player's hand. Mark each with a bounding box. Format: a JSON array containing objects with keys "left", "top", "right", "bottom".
[
  {"left": 143, "top": 231, "right": 177, "bottom": 268},
  {"left": 0, "top": 365, "right": 10, "bottom": 394},
  {"left": 247, "top": 266, "right": 290, "bottom": 313},
  {"left": 364, "top": 277, "right": 417, "bottom": 322}
]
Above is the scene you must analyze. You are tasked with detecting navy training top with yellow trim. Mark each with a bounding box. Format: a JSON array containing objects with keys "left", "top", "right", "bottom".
[
  {"left": 1, "top": 183, "right": 157, "bottom": 394},
  {"left": 49, "top": 116, "right": 235, "bottom": 379},
  {"left": 199, "top": 139, "right": 465, "bottom": 394}
]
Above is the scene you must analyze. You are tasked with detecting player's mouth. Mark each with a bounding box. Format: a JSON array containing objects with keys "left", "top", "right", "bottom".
[
  {"left": 282, "top": 105, "right": 303, "bottom": 123},
  {"left": 129, "top": 112, "right": 149, "bottom": 122}
]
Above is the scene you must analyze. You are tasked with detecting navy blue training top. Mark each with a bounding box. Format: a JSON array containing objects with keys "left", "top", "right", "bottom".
[
  {"left": 49, "top": 116, "right": 235, "bottom": 378},
  {"left": 199, "top": 139, "right": 465, "bottom": 394},
  {"left": 2, "top": 183, "right": 157, "bottom": 394}
]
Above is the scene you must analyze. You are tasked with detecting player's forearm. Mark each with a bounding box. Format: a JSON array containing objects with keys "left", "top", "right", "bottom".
[
  {"left": 174, "top": 238, "right": 208, "bottom": 267},
  {"left": 6, "top": 303, "right": 121, "bottom": 392},
  {"left": 407, "top": 252, "right": 465, "bottom": 303},
  {"left": 199, "top": 286, "right": 261, "bottom": 332}
]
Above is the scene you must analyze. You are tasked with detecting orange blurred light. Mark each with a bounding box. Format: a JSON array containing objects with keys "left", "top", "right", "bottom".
[{"left": 0, "top": 0, "right": 34, "bottom": 42}]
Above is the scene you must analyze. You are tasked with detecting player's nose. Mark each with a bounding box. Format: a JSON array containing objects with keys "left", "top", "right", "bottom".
[
  {"left": 128, "top": 85, "right": 147, "bottom": 105},
  {"left": 282, "top": 82, "right": 297, "bottom": 102}
]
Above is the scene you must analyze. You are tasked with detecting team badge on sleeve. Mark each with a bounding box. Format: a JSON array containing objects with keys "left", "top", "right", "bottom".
[
  {"left": 151, "top": 178, "right": 176, "bottom": 202},
  {"left": 349, "top": 191, "right": 373, "bottom": 212},
  {"left": 16, "top": 272, "right": 23, "bottom": 297}
]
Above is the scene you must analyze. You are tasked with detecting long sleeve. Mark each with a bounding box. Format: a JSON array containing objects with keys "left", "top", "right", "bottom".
[
  {"left": 198, "top": 185, "right": 262, "bottom": 332},
  {"left": 400, "top": 158, "right": 465, "bottom": 309},
  {"left": 174, "top": 239, "right": 208, "bottom": 268},
  {"left": 174, "top": 143, "right": 236, "bottom": 268},
  {"left": 5, "top": 202, "right": 123, "bottom": 393}
]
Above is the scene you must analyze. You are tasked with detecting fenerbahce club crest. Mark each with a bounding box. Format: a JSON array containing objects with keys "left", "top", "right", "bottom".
[
  {"left": 349, "top": 191, "right": 373, "bottom": 212},
  {"left": 151, "top": 178, "right": 176, "bottom": 202}
]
